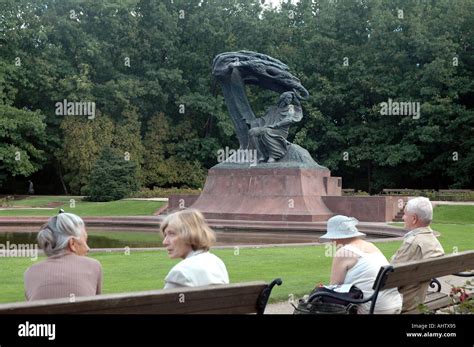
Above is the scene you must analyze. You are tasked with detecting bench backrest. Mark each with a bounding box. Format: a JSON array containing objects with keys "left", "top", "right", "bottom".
[
  {"left": 382, "top": 189, "right": 418, "bottom": 193},
  {"left": 380, "top": 251, "right": 474, "bottom": 291},
  {"left": 0, "top": 281, "right": 269, "bottom": 314}
]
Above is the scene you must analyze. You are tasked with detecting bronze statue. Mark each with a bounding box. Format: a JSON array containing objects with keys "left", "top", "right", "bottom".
[
  {"left": 248, "top": 91, "right": 302, "bottom": 163},
  {"left": 212, "top": 50, "right": 323, "bottom": 167}
]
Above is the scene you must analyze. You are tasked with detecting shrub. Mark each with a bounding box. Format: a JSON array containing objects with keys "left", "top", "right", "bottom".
[{"left": 130, "top": 187, "right": 202, "bottom": 198}]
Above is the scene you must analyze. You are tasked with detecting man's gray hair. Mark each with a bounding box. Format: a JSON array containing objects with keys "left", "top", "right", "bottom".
[
  {"left": 37, "top": 213, "right": 85, "bottom": 256},
  {"left": 405, "top": 197, "right": 433, "bottom": 225}
]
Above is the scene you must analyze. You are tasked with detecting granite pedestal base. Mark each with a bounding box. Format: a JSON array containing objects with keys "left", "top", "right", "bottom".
[{"left": 190, "top": 167, "right": 341, "bottom": 222}]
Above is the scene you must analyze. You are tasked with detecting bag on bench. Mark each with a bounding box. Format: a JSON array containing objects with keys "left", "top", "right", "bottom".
[{"left": 293, "top": 285, "right": 363, "bottom": 315}]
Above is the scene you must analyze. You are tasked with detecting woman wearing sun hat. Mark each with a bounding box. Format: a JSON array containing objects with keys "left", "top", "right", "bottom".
[{"left": 320, "top": 215, "right": 402, "bottom": 314}]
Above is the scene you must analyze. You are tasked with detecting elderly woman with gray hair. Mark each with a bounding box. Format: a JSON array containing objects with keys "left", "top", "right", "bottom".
[{"left": 24, "top": 212, "right": 102, "bottom": 301}]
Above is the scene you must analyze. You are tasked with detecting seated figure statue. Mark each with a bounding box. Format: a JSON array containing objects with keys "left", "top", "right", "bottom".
[{"left": 248, "top": 91, "right": 303, "bottom": 163}]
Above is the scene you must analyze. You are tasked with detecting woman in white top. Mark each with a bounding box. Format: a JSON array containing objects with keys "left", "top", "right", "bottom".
[
  {"left": 320, "top": 215, "right": 402, "bottom": 314},
  {"left": 160, "top": 208, "right": 229, "bottom": 289}
]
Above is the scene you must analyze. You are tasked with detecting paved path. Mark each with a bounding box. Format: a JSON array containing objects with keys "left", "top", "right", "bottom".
[
  {"left": 124, "top": 198, "right": 169, "bottom": 202},
  {"left": 0, "top": 207, "right": 55, "bottom": 210},
  {"left": 264, "top": 274, "right": 467, "bottom": 314},
  {"left": 431, "top": 201, "right": 474, "bottom": 206}
]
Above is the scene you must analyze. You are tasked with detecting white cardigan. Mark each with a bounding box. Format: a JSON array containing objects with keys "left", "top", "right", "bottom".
[{"left": 164, "top": 250, "right": 229, "bottom": 289}]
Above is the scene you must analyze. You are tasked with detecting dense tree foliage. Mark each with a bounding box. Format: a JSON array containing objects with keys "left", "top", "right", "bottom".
[
  {"left": 0, "top": 105, "right": 47, "bottom": 186},
  {"left": 87, "top": 146, "right": 139, "bottom": 201},
  {"left": 1, "top": 0, "right": 472, "bottom": 194}
]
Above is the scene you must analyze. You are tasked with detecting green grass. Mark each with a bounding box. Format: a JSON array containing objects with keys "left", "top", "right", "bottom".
[
  {"left": 0, "top": 245, "right": 334, "bottom": 303},
  {"left": 432, "top": 205, "right": 474, "bottom": 225},
  {"left": 0, "top": 196, "right": 164, "bottom": 216},
  {"left": 391, "top": 205, "right": 474, "bottom": 225},
  {"left": 2, "top": 221, "right": 471, "bottom": 304},
  {"left": 429, "top": 223, "right": 473, "bottom": 254},
  {"left": 8, "top": 196, "right": 82, "bottom": 207},
  {"left": 0, "top": 205, "right": 472, "bottom": 304}
]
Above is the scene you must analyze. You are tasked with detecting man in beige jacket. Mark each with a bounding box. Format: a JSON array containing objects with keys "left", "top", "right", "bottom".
[{"left": 391, "top": 197, "right": 445, "bottom": 312}]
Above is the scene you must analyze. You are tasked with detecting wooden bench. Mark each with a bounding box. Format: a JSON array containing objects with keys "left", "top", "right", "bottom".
[
  {"left": 310, "top": 251, "right": 474, "bottom": 314},
  {"left": 0, "top": 279, "right": 282, "bottom": 314},
  {"left": 438, "top": 189, "right": 473, "bottom": 194},
  {"left": 438, "top": 189, "right": 473, "bottom": 201}
]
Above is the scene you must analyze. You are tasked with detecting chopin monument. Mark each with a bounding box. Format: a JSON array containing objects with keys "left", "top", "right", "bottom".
[{"left": 190, "top": 51, "right": 342, "bottom": 222}]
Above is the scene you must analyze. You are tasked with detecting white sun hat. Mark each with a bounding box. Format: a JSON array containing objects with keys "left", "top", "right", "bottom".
[{"left": 320, "top": 215, "right": 366, "bottom": 240}]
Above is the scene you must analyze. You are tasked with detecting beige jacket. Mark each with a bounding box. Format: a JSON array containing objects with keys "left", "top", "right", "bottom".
[
  {"left": 391, "top": 226, "right": 445, "bottom": 312},
  {"left": 24, "top": 252, "right": 102, "bottom": 301}
]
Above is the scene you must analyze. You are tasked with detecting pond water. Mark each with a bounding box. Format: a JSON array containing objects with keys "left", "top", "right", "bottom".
[
  {"left": 0, "top": 229, "right": 393, "bottom": 249},
  {"left": 0, "top": 232, "right": 163, "bottom": 249},
  {"left": 0, "top": 230, "right": 321, "bottom": 248}
]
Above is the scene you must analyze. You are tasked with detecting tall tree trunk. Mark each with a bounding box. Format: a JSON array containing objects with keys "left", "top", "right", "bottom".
[
  {"left": 367, "top": 161, "right": 372, "bottom": 194},
  {"left": 56, "top": 162, "right": 69, "bottom": 195}
]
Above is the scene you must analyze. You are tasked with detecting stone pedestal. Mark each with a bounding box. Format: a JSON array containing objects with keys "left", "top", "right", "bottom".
[{"left": 190, "top": 166, "right": 341, "bottom": 222}]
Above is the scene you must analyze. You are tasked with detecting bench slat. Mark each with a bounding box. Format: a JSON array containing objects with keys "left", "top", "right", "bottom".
[
  {"left": 0, "top": 282, "right": 267, "bottom": 315},
  {"left": 82, "top": 291, "right": 263, "bottom": 314},
  {"left": 382, "top": 251, "right": 474, "bottom": 289}
]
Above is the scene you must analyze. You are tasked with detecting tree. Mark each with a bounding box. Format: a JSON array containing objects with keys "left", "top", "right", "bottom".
[
  {"left": 112, "top": 103, "right": 145, "bottom": 184},
  {"left": 1, "top": 0, "right": 473, "bottom": 193},
  {"left": 0, "top": 105, "right": 47, "bottom": 187},
  {"left": 87, "top": 146, "right": 139, "bottom": 201},
  {"left": 142, "top": 112, "right": 169, "bottom": 187},
  {"left": 59, "top": 114, "right": 114, "bottom": 194},
  {"left": 142, "top": 112, "right": 206, "bottom": 188}
]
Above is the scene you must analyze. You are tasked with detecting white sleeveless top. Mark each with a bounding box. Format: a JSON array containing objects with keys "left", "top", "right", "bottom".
[{"left": 343, "top": 245, "right": 402, "bottom": 314}]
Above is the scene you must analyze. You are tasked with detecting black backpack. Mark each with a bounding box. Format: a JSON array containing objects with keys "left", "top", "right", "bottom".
[{"left": 293, "top": 285, "right": 363, "bottom": 315}]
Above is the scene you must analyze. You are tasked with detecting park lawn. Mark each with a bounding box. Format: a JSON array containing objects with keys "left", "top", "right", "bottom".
[
  {"left": 0, "top": 245, "right": 336, "bottom": 304},
  {"left": 0, "top": 205, "right": 472, "bottom": 304},
  {"left": 0, "top": 235, "right": 468, "bottom": 304},
  {"left": 432, "top": 205, "right": 474, "bottom": 225},
  {"left": 0, "top": 198, "right": 164, "bottom": 217},
  {"left": 7, "top": 196, "right": 83, "bottom": 207},
  {"left": 4, "top": 222, "right": 471, "bottom": 305}
]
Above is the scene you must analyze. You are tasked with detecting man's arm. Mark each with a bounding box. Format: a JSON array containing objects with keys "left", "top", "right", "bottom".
[{"left": 391, "top": 240, "right": 423, "bottom": 264}]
